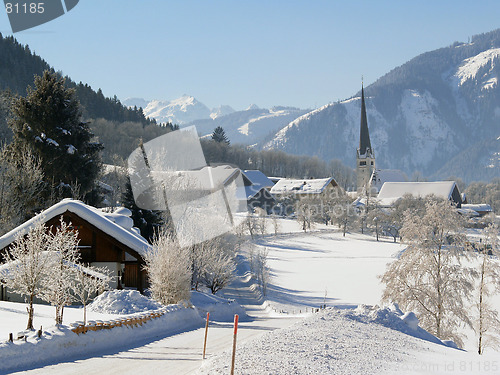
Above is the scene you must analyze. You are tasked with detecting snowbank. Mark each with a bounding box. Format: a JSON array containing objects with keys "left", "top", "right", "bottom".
[
  {"left": 88, "top": 290, "right": 162, "bottom": 314},
  {"left": 0, "top": 304, "right": 203, "bottom": 373},
  {"left": 190, "top": 291, "right": 246, "bottom": 322},
  {"left": 351, "top": 304, "right": 456, "bottom": 348},
  {"left": 199, "top": 307, "right": 458, "bottom": 375}
]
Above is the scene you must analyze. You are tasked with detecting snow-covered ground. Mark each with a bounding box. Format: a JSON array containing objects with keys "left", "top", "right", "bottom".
[{"left": 1, "top": 217, "right": 499, "bottom": 374}]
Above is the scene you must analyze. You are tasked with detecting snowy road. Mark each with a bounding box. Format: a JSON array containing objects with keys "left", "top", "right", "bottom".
[
  {"left": 15, "top": 314, "right": 298, "bottom": 375},
  {"left": 13, "top": 262, "right": 300, "bottom": 375}
]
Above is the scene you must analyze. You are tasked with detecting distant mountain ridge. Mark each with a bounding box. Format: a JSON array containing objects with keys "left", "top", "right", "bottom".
[
  {"left": 262, "top": 29, "right": 500, "bottom": 182},
  {"left": 125, "top": 96, "right": 308, "bottom": 146}
]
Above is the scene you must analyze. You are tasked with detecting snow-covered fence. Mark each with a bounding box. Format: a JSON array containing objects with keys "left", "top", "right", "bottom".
[{"left": 70, "top": 308, "right": 167, "bottom": 335}]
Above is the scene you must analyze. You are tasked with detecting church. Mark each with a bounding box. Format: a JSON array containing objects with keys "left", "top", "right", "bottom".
[
  {"left": 356, "top": 85, "right": 376, "bottom": 194},
  {"left": 355, "top": 85, "right": 407, "bottom": 196}
]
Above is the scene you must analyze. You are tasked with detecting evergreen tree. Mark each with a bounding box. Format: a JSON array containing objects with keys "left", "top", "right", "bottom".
[
  {"left": 121, "top": 176, "right": 164, "bottom": 242},
  {"left": 211, "top": 126, "right": 230, "bottom": 145},
  {"left": 8, "top": 71, "right": 102, "bottom": 203}
]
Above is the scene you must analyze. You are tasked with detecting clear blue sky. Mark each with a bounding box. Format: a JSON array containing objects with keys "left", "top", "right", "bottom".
[{"left": 1, "top": 0, "right": 500, "bottom": 110}]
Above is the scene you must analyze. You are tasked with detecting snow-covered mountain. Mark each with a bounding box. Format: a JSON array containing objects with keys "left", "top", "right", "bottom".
[
  {"left": 124, "top": 95, "right": 308, "bottom": 146},
  {"left": 263, "top": 29, "right": 500, "bottom": 182},
  {"left": 123, "top": 95, "right": 212, "bottom": 125},
  {"left": 210, "top": 105, "right": 235, "bottom": 119},
  {"left": 189, "top": 106, "right": 309, "bottom": 145}
]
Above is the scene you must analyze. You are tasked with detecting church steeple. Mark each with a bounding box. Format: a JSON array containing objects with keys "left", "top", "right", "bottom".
[
  {"left": 359, "top": 84, "right": 372, "bottom": 156},
  {"left": 356, "top": 83, "right": 375, "bottom": 194}
]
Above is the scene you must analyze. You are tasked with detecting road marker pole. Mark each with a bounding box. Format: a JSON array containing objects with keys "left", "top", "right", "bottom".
[
  {"left": 202, "top": 312, "right": 210, "bottom": 359},
  {"left": 230, "top": 314, "right": 239, "bottom": 375}
]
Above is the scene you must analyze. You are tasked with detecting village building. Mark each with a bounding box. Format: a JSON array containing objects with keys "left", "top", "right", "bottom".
[
  {"left": 376, "top": 181, "right": 464, "bottom": 207},
  {"left": 369, "top": 168, "right": 408, "bottom": 195},
  {"left": 270, "top": 177, "right": 340, "bottom": 199},
  {"left": 241, "top": 170, "right": 276, "bottom": 213},
  {"left": 0, "top": 199, "right": 152, "bottom": 301}
]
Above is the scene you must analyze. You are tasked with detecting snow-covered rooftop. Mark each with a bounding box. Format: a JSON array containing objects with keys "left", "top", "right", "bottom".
[
  {"left": 461, "top": 203, "right": 493, "bottom": 213},
  {"left": 377, "top": 181, "right": 458, "bottom": 206},
  {"left": 242, "top": 170, "right": 274, "bottom": 189},
  {"left": 270, "top": 177, "right": 337, "bottom": 195},
  {"left": 370, "top": 169, "right": 407, "bottom": 193},
  {"left": 0, "top": 199, "right": 151, "bottom": 257}
]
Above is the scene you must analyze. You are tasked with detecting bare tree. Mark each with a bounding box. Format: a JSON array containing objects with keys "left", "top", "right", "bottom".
[
  {"left": 72, "top": 264, "right": 112, "bottom": 325},
  {"left": 143, "top": 231, "right": 191, "bottom": 305},
  {"left": 474, "top": 222, "right": 500, "bottom": 354},
  {"left": 250, "top": 246, "right": 270, "bottom": 296},
  {"left": 199, "top": 235, "right": 236, "bottom": 294},
  {"left": 381, "top": 200, "right": 474, "bottom": 348},
  {"left": 0, "top": 220, "right": 52, "bottom": 330},
  {"left": 0, "top": 144, "right": 44, "bottom": 234},
  {"left": 331, "top": 194, "right": 356, "bottom": 237},
  {"left": 39, "top": 218, "right": 80, "bottom": 325},
  {"left": 296, "top": 198, "right": 315, "bottom": 232}
]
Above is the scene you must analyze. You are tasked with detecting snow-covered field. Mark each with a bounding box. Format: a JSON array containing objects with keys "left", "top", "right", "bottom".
[{"left": 1, "top": 217, "right": 499, "bottom": 374}]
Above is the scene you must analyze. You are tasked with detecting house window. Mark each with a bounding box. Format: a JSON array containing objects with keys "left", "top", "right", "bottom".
[
  {"left": 371, "top": 161, "right": 374, "bottom": 165},
  {"left": 360, "top": 161, "right": 366, "bottom": 166}
]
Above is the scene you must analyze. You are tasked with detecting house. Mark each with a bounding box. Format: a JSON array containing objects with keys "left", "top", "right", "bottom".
[
  {"left": 270, "top": 177, "right": 341, "bottom": 199},
  {"left": 241, "top": 170, "right": 276, "bottom": 213},
  {"left": 0, "top": 199, "right": 152, "bottom": 297},
  {"left": 376, "top": 181, "right": 464, "bottom": 207}
]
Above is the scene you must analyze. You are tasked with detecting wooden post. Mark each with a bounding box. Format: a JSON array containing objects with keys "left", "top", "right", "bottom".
[
  {"left": 37, "top": 326, "right": 42, "bottom": 338},
  {"left": 8, "top": 333, "right": 13, "bottom": 342},
  {"left": 202, "top": 312, "right": 210, "bottom": 359},
  {"left": 230, "top": 314, "right": 239, "bottom": 375}
]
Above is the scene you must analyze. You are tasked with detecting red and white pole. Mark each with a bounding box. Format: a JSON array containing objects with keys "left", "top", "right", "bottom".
[
  {"left": 202, "top": 312, "right": 210, "bottom": 359},
  {"left": 230, "top": 314, "right": 239, "bottom": 375}
]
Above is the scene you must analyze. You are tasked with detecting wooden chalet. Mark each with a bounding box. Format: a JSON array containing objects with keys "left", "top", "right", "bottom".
[{"left": 0, "top": 199, "right": 151, "bottom": 301}]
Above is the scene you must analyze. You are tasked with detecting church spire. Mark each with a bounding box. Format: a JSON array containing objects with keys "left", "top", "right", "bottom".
[{"left": 359, "top": 84, "right": 372, "bottom": 156}]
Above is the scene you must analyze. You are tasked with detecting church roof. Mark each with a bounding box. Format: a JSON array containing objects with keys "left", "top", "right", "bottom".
[{"left": 359, "top": 85, "right": 372, "bottom": 156}]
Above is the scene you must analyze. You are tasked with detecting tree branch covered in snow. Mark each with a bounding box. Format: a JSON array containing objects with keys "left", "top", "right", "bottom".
[
  {"left": 474, "top": 222, "right": 500, "bottom": 354},
  {"left": 0, "top": 219, "right": 52, "bottom": 330},
  {"left": 381, "top": 200, "right": 474, "bottom": 348},
  {"left": 143, "top": 231, "right": 191, "bottom": 305}
]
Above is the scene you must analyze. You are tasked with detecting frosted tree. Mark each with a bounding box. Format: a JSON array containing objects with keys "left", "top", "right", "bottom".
[
  {"left": 253, "top": 247, "right": 270, "bottom": 296},
  {"left": 474, "top": 222, "right": 500, "bottom": 354},
  {"left": 39, "top": 218, "right": 80, "bottom": 325},
  {"left": 295, "top": 198, "right": 315, "bottom": 232},
  {"left": 72, "top": 264, "right": 111, "bottom": 325},
  {"left": 0, "top": 144, "right": 44, "bottom": 234},
  {"left": 143, "top": 231, "right": 191, "bottom": 305},
  {"left": 0, "top": 220, "right": 52, "bottom": 330},
  {"left": 198, "top": 235, "right": 236, "bottom": 294},
  {"left": 381, "top": 200, "right": 474, "bottom": 347},
  {"left": 331, "top": 194, "right": 356, "bottom": 237}
]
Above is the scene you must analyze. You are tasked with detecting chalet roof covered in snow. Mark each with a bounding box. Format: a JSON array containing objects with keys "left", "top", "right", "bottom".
[
  {"left": 0, "top": 199, "right": 151, "bottom": 257},
  {"left": 377, "top": 181, "right": 463, "bottom": 207},
  {"left": 370, "top": 169, "right": 407, "bottom": 193},
  {"left": 242, "top": 170, "right": 274, "bottom": 189},
  {"left": 270, "top": 177, "right": 338, "bottom": 195}
]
